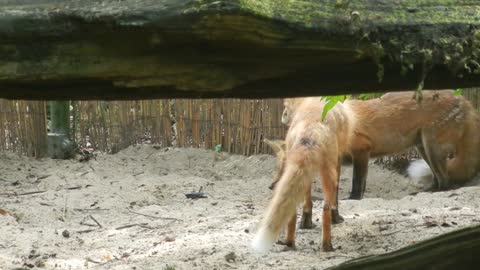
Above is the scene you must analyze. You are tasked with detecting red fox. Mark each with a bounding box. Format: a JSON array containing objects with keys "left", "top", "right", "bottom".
[
  {"left": 264, "top": 138, "right": 344, "bottom": 225},
  {"left": 253, "top": 97, "right": 355, "bottom": 252},
  {"left": 254, "top": 90, "right": 479, "bottom": 253},
  {"left": 281, "top": 90, "right": 480, "bottom": 199}
]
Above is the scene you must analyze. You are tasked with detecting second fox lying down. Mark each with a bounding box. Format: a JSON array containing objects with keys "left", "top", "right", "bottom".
[{"left": 253, "top": 90, "right": 480, "bottom": 253}]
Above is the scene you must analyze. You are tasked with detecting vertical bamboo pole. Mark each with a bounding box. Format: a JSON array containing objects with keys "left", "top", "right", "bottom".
[{"left": 48, "top": 101, "right": 74, "bottom": 159}]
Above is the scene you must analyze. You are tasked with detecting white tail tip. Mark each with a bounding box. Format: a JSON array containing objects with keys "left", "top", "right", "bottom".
[
  {"left": 251, "top": 227, "right": 276, "bottom": 253},
  {"left": 407, "top": 159, "right": 433, "bottom": 185}
]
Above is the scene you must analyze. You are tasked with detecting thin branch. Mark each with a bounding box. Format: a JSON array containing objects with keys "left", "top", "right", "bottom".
[
  {"left": 62, "top": 194, "right": 68, "bottom": 221},
  {"left": 127, "top": 209, "right": 181, "bottom": 221},
  {"left": 0, "top": 190, "right": 48, "bottom": 197},
  {"left": 65, "top": 186, "right": 82, "bottom": 190},
  {"left": 132, "top": 171, "right": 144, "bottom": 177},
  {"left": 115, "top": 223, "right": 149, "bottom": 230},
  {"left": 88, "top": 215, "right": 103, "bottom": 228},
  {"left": 77, "top": 229, "right": 95, "bottom": 234}
]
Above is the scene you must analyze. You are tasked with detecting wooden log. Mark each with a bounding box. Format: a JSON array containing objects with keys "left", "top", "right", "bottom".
[
  {"left": 0, "top": 0, "right": 479, "bottom": 100},
  {"left": 327, "top": 224, "right": 480, "bottom": 270}
]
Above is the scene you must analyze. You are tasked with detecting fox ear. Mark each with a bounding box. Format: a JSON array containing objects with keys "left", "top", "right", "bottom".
[{"left": 264, "top": 139, "right": 285, "bottom": 154}]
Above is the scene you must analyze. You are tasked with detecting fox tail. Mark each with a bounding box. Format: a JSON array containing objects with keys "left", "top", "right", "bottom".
[{"left": 251, "top": 160, "right": 306, "bottom": 253}]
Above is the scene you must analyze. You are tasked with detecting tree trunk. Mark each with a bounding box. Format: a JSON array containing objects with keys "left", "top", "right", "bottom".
[
  {"left": 0, "top": 0, "right": 479, "bottom": 100},
  {"left": 47, "top": 101, "right": 74, "bottom": 159}
]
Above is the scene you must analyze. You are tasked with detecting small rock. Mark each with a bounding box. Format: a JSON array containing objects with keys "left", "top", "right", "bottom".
[
  {"left": 164, "top": 236, "right": 175, "bottom": 242},
  {"left": 28, "top": 250, "right": 38, "bottom": 259},
  {"left": 35, "top": 260, "right": 46, "bottom": 268},
  {"left": 62, "top": 230, "right": 70, "bottom": 238},
  {"left": 23, "top": 262, "right": 35, "bottom": 268},
  {"left": 379, "top": 225, "right": 390, "bottom": 232},
  {"left": 224, "top": 252, "right": 236, "bottom": 263}
]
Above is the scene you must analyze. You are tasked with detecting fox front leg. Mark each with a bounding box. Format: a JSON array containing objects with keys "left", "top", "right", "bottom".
[
  {"left": 332, "top": 159, "right": 344, "bottom": 224},
  {"left": 349, "top": 151, "right": 369, "bottom": 200}
]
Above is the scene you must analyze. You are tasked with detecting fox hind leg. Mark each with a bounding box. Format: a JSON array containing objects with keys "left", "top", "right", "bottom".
[
  {"left": 415, "top": 144, "right": 439, "bottom": 191},
  {"left": 276, "top": 211, "right": 297, "bottom": 250},
  {"left": 320, "top": 162, "right": 338, "bottom": 252},
  {"left": 300, "top": 176, "right": 314, "bottom": 229},
  {"left": 421, "top": 128, "right": 449, "bottom": 190}
]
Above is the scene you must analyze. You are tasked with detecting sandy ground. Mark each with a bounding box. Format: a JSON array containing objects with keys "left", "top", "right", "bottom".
[{"left": 1, "top": 145, "right": 479, "bottom": 270}]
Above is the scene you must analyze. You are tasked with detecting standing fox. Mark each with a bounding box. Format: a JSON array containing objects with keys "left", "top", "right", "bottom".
[
  {"left": 281, "top": 90, "right": 480, "bottom": 199},
  {"left": 253, "top": 97, "right": 354, "bottom": 252},
  {"left": 254, "top": 90, "right": 480, "bottom": 253}
]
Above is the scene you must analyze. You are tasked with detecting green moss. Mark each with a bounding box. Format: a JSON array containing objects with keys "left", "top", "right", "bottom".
[
  {"left": 235, "top": 0, "right": 480, "bottom": 81},
  {"left": 237, "top": 0, "right": 478, "bottom": 28}
]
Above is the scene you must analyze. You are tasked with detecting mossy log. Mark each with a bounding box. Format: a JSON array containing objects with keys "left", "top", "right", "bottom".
[
  {"left": 1, "top": 0, "right": 480, "bottom": 100},
  {"left": 327, "top": 224, "right": 480, "bottom": 270}
]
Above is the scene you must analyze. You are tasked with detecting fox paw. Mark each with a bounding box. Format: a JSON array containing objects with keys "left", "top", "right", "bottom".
[
  {"left": 322, "top": 242, "right": 334, "bottom": 252},
  {"left": 300, "top": 212, "right": 314, "bottom": 229},
  {"left": 280, "top": 244, "right": 296, "bottom": 252},
  {"left": 332, "top": 212, "right": 344, "bottom": 224},
  {"left": 348, "top": 193, "right": 363, "bottom": 200},
  {"left": 276, "top": 240, "right": 295, "bottom": 250},
  {"left": 422, "top": 184, "right": 439, "bottom": 192}
]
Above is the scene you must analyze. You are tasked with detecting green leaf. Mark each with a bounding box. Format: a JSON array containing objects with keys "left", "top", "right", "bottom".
[
  {"left": 321, "top": 99, "right": 337, "bottom": 120},
  {"left": 454, "top": 88, "right": 463, "bottom": 95},
  {"left": 358, "top": 92, "right": 382, "bottom": 100},
  {"left": 320, "top": 95, "right": 350, "bottom": 120}
]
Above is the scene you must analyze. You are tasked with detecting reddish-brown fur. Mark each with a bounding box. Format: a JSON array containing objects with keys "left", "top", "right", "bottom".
[
  {"left": 252, "top": 98, "right": 354, "bottom": 252},
  {"left": 255, "top": 90, "right": 480, "bottom": 253},
  {"left": 282, "top": 90, "right": 480, "bottom": 199}
]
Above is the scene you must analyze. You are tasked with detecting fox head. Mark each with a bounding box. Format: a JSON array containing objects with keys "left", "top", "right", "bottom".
[
  {"left": 281, "top": 98, "right": 302, "bottom": 125},
  {"left": 281, "top": 107, "right": 291, "bottom": 125}
]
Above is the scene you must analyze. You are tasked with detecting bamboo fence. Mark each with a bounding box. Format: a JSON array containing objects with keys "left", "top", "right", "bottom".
[
  {"left": 0, "top": 100, "right": 47, "bottom": 157},
  {"left": 0, "top": 99, "right": 287, "bottom": 157},
  {"left": 1, "top": 88, "right": 479, "bottom": 158},
  {"left": 71, "top": 100, "right": 173, "bottom": 153}
]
